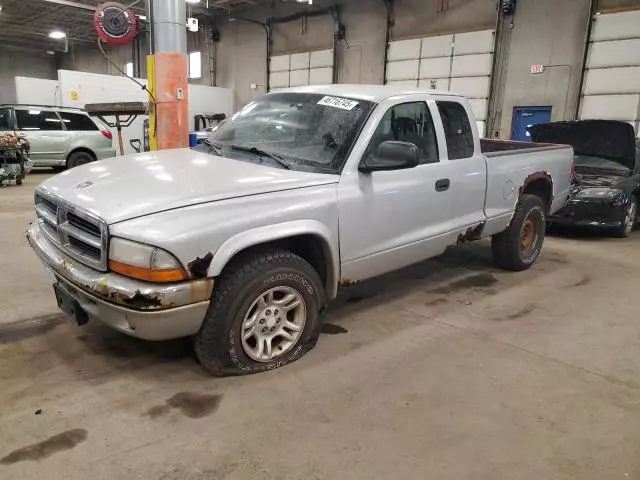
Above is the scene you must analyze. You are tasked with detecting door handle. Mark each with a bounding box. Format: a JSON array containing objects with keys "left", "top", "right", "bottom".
[{"left": 435, "top": 179, "right": 450, "bottom": 192}]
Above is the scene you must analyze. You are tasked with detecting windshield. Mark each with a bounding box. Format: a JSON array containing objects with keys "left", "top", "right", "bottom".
[
  {"left": 574, "top": 154, "right": 631, "bottom": 174},
  {"left": 206, "top": 93, "right": 375, "bottom": 173}
]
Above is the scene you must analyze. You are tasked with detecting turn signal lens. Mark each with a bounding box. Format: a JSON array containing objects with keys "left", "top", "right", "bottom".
[
  {"left": 109, "top": 260, "right": 187, "bottom": 282},
  {"left": 109, "top": 238, "right": 187, "bottom": 283}
]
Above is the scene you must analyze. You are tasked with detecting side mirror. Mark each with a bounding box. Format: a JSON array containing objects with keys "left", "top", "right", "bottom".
[{"left": 359, "top": 140, "right": 420, "bottom": 173}]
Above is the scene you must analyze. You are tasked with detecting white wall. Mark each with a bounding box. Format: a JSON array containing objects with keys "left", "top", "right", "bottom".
[
  {"left": 14, "top": 70, "right": 234, "bottom": 155},
  {"left": 14, "top": 77, "right": 62, "bottom": 106}
]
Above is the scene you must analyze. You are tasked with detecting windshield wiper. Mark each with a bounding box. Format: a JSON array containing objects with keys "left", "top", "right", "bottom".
[
  {"left": 229, "top": 145, "right": 291, "bottom": 170},
  {"left": 204, "top": 139, "right": 224, "bottom": 155}
]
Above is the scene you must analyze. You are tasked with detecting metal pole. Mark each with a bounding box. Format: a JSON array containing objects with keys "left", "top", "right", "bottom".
[
  {"left": 147, "top": 0, "right": 189, "bottom": 151},
  {"left": 152, "top": 0, "right": 187, "bottom": 54}
]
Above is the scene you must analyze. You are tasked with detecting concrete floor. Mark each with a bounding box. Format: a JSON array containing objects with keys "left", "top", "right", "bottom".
[{"left": 1, "top": 171, "right": 640, "bottom": 480}]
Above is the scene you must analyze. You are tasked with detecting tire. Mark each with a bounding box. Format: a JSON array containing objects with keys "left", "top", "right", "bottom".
[
  {"left": 492, "top": 194, "right": 547, "bottom": 271},
  {"left": 194, "top": 249, "right": 325, "bottom": 376},
  {"left": 614, "top": 195, "right": 637, "bottom": 238},
  {"left": 67, "top": 151, "right": 94, "bottom": 169}
]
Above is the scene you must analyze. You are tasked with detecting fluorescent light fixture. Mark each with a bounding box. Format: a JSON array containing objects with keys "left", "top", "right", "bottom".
[
  {"left": 185, "top": 0, "right": 200, "bottom": 3},
  {"left": 48, "top": 30, "right": 66, "bottom": 39},
  {"left": 189, "top": 51, "right": 202, "bottom": 79},
  {"left": 125, "top": 62, "right": 134, "bottom": 77}
]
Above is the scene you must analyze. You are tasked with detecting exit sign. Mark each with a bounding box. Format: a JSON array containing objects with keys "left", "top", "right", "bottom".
[{"left": 530, "top": 64, "right": 545, "bottom": 74}]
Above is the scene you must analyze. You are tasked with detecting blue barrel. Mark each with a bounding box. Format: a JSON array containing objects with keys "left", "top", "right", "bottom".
[{"left": 189, "top": 132, "right": 198, "bottom": 148}]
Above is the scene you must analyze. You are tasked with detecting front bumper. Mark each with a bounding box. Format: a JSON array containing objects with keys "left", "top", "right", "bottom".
[
  {"left": 27, "top": 221, "right": 213, "bottom": 340},
  {"left": 549, "top": 199, "right": 626, "bottom": 229}
]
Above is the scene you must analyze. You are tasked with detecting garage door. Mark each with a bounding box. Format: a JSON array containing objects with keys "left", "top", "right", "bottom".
[
  {"left": 269, "top": 49, "right": 334, "bottom": 92},
  {"left": 385, "top": 29, "right": 495, "bottom": 137},
  {"left": 579, "top": 10, "right": 640, "bottom": 136}
]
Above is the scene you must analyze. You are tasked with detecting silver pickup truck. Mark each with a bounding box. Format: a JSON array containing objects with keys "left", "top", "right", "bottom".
[{"left": 27, "top": 85, "right": 573, "bottom": 375}]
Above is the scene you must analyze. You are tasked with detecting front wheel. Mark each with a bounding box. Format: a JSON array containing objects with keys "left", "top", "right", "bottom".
[
  {"left": 194, "top": 249, "right": 324, "bottom": 376},
  {"left": 614, "top": 195, "right": 637, "bottom": 238},
  {"left": 492, "top": 194, "right": 547, "bottom": 271}
]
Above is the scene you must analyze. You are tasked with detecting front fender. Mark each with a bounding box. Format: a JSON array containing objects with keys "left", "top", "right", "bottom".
[{"left": 209, "top": 220, "right": 340, "bottom": 298}]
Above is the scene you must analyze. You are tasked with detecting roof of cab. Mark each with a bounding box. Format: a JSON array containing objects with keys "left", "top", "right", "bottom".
[{"left": 272, "top": 84, "right": 463, "bottom": 103}]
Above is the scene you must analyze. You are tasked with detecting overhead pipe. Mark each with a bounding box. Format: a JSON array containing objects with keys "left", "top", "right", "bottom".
[{"left": 332, "top": 6, "right": 342, "bottom": 84}]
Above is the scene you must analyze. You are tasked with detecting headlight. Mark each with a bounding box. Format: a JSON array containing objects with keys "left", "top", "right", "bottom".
[
  {"left": 109, "top": 238, "right": 187, "bottom": 283},
  {"left": 575, "top": 188, "right": 623, "bottom": 200}
]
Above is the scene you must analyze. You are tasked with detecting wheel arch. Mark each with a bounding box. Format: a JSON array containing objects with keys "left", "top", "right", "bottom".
[
  {"left": 521, "top": 172, "right": 553, "bottom": 213},
  {"left": 208, "top": 221, "right": 340, "bottom": 299}
]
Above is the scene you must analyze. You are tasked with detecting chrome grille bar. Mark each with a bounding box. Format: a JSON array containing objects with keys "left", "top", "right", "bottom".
[{"left": 34, "top": 189, "right": 109, "bottom": 271}]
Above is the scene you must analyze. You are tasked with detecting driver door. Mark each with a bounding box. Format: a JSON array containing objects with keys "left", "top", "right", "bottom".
[{"left": 338, "top": 99, "right": 454, "bottom": 281}]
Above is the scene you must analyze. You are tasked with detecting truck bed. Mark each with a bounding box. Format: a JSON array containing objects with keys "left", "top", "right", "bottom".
[{"left": 481, "top": 139, "right": 574, "bottom": 236}]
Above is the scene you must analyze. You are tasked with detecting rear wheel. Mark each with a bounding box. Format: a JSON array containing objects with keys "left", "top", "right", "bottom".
[
  {"left": 614, "top": 196, "right": 637, "bottom": 238},
  {"left": 194, "top": 249, "right": 324, "bottom": 376},
  {"left": 67, "top": 151, "right": 94, "bottom": 169},
  {"left": 492, "top": 194, "right": 547, "bottom": 271}
]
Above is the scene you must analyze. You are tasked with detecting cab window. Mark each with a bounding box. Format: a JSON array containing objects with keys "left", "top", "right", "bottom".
[
  {"left": 0, "top": 108, "right": 12, "bottom": 131},
  {"left": 436, "top": 101, "right": 475, "bottom": 159},
  {"left": 365, "top": 102, "right": 439, "bottom": 164}
]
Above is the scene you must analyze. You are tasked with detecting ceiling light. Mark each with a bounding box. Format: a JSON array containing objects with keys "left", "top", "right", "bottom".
[
  {"left": 46, "top": 50, "right": 55, "bottom": 55},
  {"left": 48, "top": 30, "right": 66, "bottom": 39},
  {"left": 185, "top": 0, "right": 201, "bottom": 3}
]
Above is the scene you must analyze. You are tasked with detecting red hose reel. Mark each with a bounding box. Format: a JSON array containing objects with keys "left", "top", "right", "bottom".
[{"left": 93, "top": 2, "right": 138, "bottom": 46}]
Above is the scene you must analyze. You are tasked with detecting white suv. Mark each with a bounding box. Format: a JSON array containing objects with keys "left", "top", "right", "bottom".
[{"left": 0, "top": 105, "right": 116, "bottom": 170}]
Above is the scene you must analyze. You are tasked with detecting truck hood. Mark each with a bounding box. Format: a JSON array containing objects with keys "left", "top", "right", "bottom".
[
  {"left": 38, "top": 148, "right": 339, "bottom": 224},
  {"left": 529, "top": 120, "right": 637, "bottom": 170}
]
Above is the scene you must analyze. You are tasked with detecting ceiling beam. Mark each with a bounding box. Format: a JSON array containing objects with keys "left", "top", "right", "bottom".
[{"left": 42, "top": 0, "right": 96, "bottom": 11}]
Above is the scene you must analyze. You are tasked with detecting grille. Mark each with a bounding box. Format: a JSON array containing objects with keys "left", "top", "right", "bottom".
[{"left": 35, "top": 190, "right": 108, "bottom": 271}]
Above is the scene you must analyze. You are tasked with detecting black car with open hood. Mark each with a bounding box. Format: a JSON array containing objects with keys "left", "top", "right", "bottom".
[{"left": 530, "top": 120, "right": 640, "bottom": 237}]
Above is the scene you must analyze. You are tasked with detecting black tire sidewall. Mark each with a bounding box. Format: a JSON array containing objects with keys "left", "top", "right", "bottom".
[
  {"left": 617, "top": 196, "right": 637, "bottom": 237},
  {"left": 519, "top": 203, "right": 546, "bottom": 266},
  {"left": 493, "top": 194, "right": 547, "bottom": 271},
  {"left": 67, "top": 152, "right": 94, "bottom": 169},
  {"left": 197, "top": 255, "right": 323, "bottom": 375}
]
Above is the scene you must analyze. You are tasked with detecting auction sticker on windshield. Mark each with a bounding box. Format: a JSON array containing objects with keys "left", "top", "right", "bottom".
[{"left": 317, "top": 96, "right": 359, "bottom": 110}]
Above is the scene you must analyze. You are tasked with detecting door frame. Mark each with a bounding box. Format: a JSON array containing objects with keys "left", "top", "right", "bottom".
[{"left": 510, "top": 105, "right": 552, "bottom": 141}]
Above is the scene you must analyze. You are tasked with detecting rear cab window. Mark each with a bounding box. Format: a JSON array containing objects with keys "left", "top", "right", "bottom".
[
  {"left": 58, "top": 112, "right": 99, "bottom": 131},
  {"left": 436, "top": 101, "right": 475, "bottom": 159},
  {"left": 15, "top": 109, "right": 63, "bottom": 131}
]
